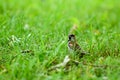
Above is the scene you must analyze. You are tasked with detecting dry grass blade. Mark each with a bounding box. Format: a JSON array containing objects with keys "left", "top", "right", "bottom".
[
  {"left": 49, "top": 55, "right": 70, "bottom": 71},
  {"left": 69, "top": 24, "right": 78, "bottom": 34},
  {"left": 0, "top": 65, "right": 7, "bottom": 74}
]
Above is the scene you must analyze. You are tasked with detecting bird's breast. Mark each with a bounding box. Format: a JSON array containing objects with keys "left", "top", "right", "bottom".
[{"left": 68, "top": 41, "right": 75, "bottom": 49}]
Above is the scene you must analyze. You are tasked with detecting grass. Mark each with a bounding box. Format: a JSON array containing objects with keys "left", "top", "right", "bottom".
[{"left": 0, "top": 0, "right": 120, "bottom": 80}]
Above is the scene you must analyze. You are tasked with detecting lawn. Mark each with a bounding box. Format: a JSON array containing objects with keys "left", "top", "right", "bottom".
[{"left": 0, "top": 0, "right": 120, "bottom": 80}]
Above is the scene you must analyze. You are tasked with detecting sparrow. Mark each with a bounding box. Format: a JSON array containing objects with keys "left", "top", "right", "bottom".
[{"left": 68, "top": 34, "right": 86, "bottom": 58}]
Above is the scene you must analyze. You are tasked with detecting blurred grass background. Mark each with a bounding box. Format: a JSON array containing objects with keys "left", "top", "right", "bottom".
[{"left": 0, "top": 0, "right": 120, "bottom": 80}]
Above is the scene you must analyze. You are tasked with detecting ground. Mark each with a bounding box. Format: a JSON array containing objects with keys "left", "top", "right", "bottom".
[{"left": 0, "top": 0, "right": 120, "bottom": 80}]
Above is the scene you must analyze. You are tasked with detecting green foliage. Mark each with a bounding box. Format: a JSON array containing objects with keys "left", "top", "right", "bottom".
[{"left": 0, "top": 0, "right": 120, "bottom": 80}]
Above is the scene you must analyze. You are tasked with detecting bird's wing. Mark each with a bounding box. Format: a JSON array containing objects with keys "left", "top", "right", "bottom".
[
  {"left": 75, "top": 43, "right": 81, "bottom": 51},
  {"left": 75, "top": 43, "right": 88, "bottom": 58}
]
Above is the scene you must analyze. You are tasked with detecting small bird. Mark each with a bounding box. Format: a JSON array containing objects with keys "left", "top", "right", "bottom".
[{"left": 68, "top": 34, "right": 86, "bottom": 58}]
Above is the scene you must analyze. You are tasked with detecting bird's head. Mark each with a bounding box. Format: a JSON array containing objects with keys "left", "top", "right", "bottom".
[{"left": 68, "top": 34, "right": 76, "bottom": 42}]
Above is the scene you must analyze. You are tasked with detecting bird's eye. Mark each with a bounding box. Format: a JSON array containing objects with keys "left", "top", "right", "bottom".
[{"left": 69, "top": 37, "right": 71, "bottom": 40}]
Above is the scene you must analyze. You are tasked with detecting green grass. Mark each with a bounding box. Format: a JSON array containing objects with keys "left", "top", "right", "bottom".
[{"left": 0, "top": 0, "right": 120, "bottom": 80}]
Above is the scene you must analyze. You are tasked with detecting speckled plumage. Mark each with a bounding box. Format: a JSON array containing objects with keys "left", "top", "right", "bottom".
[{"left": 68, "top": 34, "right": 86, "bottom": 58}]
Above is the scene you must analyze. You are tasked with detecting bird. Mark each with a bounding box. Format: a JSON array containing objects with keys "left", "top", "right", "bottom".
[{"left": 68, "top": 34, "right": 86, "bottom": 58}]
